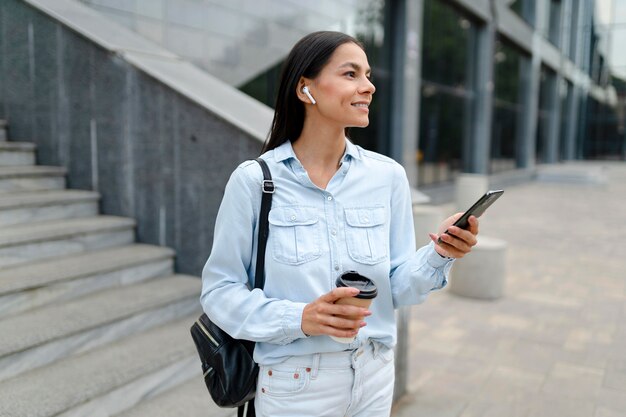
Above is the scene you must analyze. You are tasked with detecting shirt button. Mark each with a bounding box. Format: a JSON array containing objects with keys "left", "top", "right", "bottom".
[
  {"left": 290, "top": 215, "right": 296, "bottom": 221},
  {"left": 327, "top": 196, "right": 333, "bottom": 201},
  {"left": 331, "top": 229, "right": 337, "bottom": 236},
  {"left": 334, "top": 265, "right": 339, "bottom": 271}
]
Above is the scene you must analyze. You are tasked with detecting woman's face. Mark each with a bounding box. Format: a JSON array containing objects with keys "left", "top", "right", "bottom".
[{"left": 307, "top": 42, "right": 376, "bottom": 128}]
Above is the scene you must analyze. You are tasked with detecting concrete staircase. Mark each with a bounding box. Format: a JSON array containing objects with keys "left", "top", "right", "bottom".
[{"left": 0, "top": 121, "right": 233, "bottom": 417}]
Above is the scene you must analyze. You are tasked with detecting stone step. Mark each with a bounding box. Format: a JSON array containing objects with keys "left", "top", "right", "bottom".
[
  {"left": 0, "top": 244, "right": 175, "bottom": 317},
  {"left": 114, "top": 378, "right": 235, "bottom": 417},
  {"left": 0, "top": 141, "right": 36, "bottom": 166},
  {"left": 0, "top": 216, "right": 135, "bottom": 268},
  {"left": 0, "top": 315, "right": 202, "bottom": 417},
  {"left": 0, "top": 275, "right": 200, "bottom": 383},
  {"left": 0, "top": 190, "right": 100, "bottom": 227},
  {"left": 0, "top": 165, "right": 66, "bottom": 193}
]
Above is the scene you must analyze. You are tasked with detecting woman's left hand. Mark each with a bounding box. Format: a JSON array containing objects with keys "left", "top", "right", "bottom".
[{"left": 429, "top": 214, "right": 479, "bottom": 259}]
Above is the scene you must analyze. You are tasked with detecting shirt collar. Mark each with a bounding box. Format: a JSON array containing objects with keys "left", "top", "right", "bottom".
[
  {"left": 273, "top": 138, "right": 362, "bottom": 163},
  {"left": 273, "top": 140, "right": 295, "bottom": 163},
  {"left": 344, "top": 138, "right": 361, "bottom": 161}
]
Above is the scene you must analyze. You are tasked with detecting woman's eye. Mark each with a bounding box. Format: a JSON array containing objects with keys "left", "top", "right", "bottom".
[{"left": 345, "top": 71, "right": 356, "bottom": 78}]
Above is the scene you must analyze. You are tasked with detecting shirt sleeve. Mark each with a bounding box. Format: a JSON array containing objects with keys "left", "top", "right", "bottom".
[
  {"left": 388, "top": 164, "right": 454, "bottom": 307},
  {"left": 200, "top": 163, "right": 307, "bottom": 344}
]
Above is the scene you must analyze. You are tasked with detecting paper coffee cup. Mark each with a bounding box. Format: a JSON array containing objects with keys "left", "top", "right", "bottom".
[{"left": 330, "top": 271, "right": 378, "bottom": 344}]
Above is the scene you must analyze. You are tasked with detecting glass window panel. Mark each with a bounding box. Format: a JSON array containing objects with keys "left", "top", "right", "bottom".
[
  {"left": 418, "top": 87, "right": 464, "bottom": 186},
  {"left": 569, "top": 0, "right": 579, "bottom": 60},
  {"left": 491, "top": 105, "right": 518, "bottom": 173},
  {"left": 559, "top": 80, "right": 572, "bottom": 160},
  {"left": 491, "top": 38, "right": 526, "bottom": 174},
  {"left": 510, "top": 0, "right": 535, "bottom": 27},
  {"left": 548, "top": 0, "right": 562, "bottom": 46},
  {"left": 239, "top": 60, "right": 282, "bottom": 109},
  {"left": 418, "top": 0, "right": 476, "bottom": 186},
  {"left": 584, "top": 97, "right": 623, "bottom": 159},
  {"left": 575, "top": 94, "right": 587, "bottom": 158},
  {"left": 536, "top": 66, "right": 556, "bottom": 164},
  {"left": 421, "top": 0, "right": 472, "bottom": 88}
]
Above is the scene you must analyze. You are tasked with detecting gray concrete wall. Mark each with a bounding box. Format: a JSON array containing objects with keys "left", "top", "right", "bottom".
[
  {"left": 0, "top": 0, "right": 265, "bottom": 275},
  {"left": 75, "top": 0, "right": 368, "bottom": 87}
]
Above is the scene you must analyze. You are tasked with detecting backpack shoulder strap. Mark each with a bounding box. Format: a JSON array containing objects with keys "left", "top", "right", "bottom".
[{"left": 253, "top": 158, "right": 273, "bottom": 290}]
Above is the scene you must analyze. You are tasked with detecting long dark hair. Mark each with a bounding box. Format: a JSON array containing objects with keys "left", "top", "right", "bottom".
[{"left": 262, "top": 31, "right": 364, "bottom": 153}]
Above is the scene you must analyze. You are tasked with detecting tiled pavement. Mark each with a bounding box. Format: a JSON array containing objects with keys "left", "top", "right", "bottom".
[{"left": 392, "top": 162, "right": 626, "bottom": 417}]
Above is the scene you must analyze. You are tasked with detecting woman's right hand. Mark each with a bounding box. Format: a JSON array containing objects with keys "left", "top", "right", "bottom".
[{"left": 301, "top": 287, "right": 371, "bottom": 338}]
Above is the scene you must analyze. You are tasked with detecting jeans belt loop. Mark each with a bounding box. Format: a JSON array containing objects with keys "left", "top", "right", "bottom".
[{"left": 311, "top": 353, "right": 321, "bottom": 380}]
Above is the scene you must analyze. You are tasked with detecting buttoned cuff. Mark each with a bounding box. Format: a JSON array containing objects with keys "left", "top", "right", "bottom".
[
  {"left": 426, "top": 241, "right": 454, "bottom": 268},
  {"left": 281, "top": 302, "right": 308, "bottom": 344}
]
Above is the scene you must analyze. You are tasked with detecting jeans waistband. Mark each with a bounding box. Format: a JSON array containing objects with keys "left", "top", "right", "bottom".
[{"left": 275, "top": 339, "right": 389, "bottom": 373}]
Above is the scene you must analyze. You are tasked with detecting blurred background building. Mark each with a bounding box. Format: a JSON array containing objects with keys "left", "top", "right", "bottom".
[
  {"left": 1, "top": 0, "right": 624, "bottom": 275},
  {"left": 0, "top": 1, "right": 624, "bottom": 415},
  {"left": 77, "top": 0, "right": 626, "bottom": 190}
]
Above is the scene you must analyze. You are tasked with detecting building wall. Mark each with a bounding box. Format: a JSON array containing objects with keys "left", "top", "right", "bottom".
[
  {"left": 77, "top": 0, "right": 377, "bottom": 87},
  {"left": 2, "top": 0, "right": 621, "bottom": 229},
  {"left": 0, "top": 0, "right": 262, "bottom": 275},
  {"left": 76, "top": 0, "right": 621, "bottom": 190},
  {"left": 412, "top": 0, "right": 620, "bottom": 190}
]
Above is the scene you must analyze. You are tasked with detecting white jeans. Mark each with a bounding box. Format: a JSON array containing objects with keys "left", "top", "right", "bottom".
[{"left": 255, "top": 340, "right": 395, "bottom": 417}]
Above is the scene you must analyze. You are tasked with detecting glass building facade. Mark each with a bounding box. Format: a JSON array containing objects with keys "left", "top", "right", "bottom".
[
  {"left": 491, "top": 38, "right": 526, "bottom": 174},
  {"left": 80, "top": 0, "right": 624, "bottom": 188},
  {"left": 417, "top": 0, "right": 476, "bottom": 186}
]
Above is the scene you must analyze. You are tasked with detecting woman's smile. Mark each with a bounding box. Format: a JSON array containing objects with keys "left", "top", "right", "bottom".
[
  {"left": 308, "top": 42, "right": 376, "bottom": 128},
  {"left": 351, "top": 101, "right": 370, "bottom": 112}
]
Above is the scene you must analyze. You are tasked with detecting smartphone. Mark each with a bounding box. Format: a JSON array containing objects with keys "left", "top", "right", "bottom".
[{"left": 438, "top": 190, "right": 504, "bottom": 242}]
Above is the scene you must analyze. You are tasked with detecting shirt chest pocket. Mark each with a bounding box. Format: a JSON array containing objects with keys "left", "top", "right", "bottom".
[
  {"left": 344, "top": 207, "right": 388, "bottom": 265},
  {"left": 268, "top": 206, "right": 321, "bottom": 265}
]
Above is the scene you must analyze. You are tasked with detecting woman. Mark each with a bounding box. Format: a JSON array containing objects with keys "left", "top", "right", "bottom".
[{"left": 201, "top": 31, "right": 478, "bottom": 417}]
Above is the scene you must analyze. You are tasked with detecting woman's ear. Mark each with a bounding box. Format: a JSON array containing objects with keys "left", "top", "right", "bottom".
[{"left": 296, "top": 78, "right": 316, "bottom": 104}]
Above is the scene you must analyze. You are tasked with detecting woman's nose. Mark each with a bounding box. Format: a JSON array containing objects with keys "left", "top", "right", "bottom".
[{"left": 360, "top": 77, "right": 376, "bottom": 95}]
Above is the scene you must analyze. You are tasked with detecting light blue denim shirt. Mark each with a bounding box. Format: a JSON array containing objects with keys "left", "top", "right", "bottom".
[{"left": 200, "top": 139, "right": 453, "bottom": 365}]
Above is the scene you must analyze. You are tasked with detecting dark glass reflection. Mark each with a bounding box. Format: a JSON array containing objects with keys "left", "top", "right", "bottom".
[
  {"left": 239, "top": 60, "right": 282, "bottom": 110},
  {"left": 568, "top": 0, "right": 579, "bottom": 60},
  {"left": 536, "top": 66, "right": 556, "bottom": 164},
  {"left": 547, "top": 0, "right": 562, "bottom": 46},
  {"left": 491, "top": 38, "right": 525, "bottom": 173},
  {"left": 559, "top": 80, "right": 572, "bottom": 160},
  {"left": 418, "top": 0, "right": 475, "bottom": 186},
  {"left": 585, "top": 98, "right": 623, "bottom": 159},
  {"left": 510, "top": 0, "right": 534, "bottom": 27}
]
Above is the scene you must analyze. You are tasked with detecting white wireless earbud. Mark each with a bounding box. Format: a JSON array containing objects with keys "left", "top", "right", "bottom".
[{"left": 302, "top": 86, "right": 316, "bottom": 104}]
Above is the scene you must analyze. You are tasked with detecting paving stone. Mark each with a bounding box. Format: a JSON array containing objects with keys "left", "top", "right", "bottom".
[
  {"left": 393, "top": 162, "right": 626, "bottom": 416},
  {"left": 603, "top": 359, "right": 626, "bottom": 391},
  {"left": 460, "top": 400, "right": 532, "bottom": 417},
  {"left": 596, "top": 387, "right": 626, "bottom": 414},
  {"left": 476, "top": 366, "right": 546, "bottom": 402},
  {"left": 594, "top": 407, "right": 626, "bottom": 417},
  {"left": 541, "top": 362, "right": 605, "bottom": 399},
  {"left": 528, "top": 394, "right": 595, "bottom": 417},
  {"left": 392, "top": 387, "right": 469, "bottom": 417},
  {"left": 424, "top": 357, "right": 493, "bottom": 399},
  {"left": 114, "top": 378, "right": 235, "bottom": 417}
]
